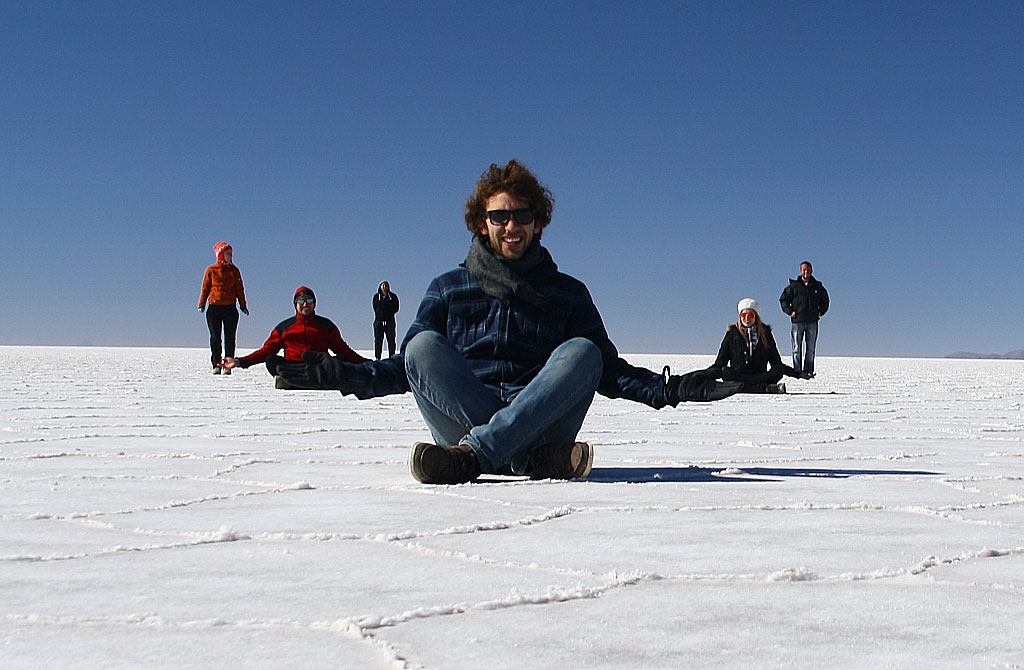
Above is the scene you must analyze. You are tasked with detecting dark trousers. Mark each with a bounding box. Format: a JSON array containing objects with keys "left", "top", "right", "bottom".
[
  {"left": 721, "top": 366, "right": 785, "bottom": 394},
  {"left": 374, "top": 319, "right": 396, "bottom": 359},
  {"left": 206, "top": 305, "right": 239, "bottom": 367}
]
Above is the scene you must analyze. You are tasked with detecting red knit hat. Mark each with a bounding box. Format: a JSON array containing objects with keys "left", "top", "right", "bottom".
[
  {"left": 214, "top": 241, "right": 232, "bottom": 262},
  {"left": 293, "top": 286, "right": 316, "bottom": 303}
]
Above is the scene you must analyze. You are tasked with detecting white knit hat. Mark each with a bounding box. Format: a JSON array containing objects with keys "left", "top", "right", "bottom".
[{"left": 737, "top": 298, "right": 761, "bottom": 316}]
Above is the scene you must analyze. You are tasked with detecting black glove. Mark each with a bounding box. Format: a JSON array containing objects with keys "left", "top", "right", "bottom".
[
  {"left": 664, "top": 366, "right": 743, "bottom": 403},
  {"left": 275, "top": 351, "right": 352, "bottom": 390},
  {"left": 264, "top": 354, "right": 286, "bottom": 376}
]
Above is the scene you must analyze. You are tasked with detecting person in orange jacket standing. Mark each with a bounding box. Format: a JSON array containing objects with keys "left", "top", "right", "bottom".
[{"left": 198, "top": 241, "right": 248, "bottom": 374}]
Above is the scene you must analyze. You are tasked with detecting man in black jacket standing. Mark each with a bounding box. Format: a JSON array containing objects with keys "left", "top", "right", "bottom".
[
  {"left": 372, "top": 281, "right": 399, "bottom": 360},
  {"left": 779, "top": 261, "right": 829, "bottom": 376}
]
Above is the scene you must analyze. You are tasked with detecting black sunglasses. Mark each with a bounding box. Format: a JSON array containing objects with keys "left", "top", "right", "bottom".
[
  {"left": 295, "top": 298, "right": 315, "bottom": 306},
  {"left": 486, "top": 208, "right": 535, "bottom": 226}
]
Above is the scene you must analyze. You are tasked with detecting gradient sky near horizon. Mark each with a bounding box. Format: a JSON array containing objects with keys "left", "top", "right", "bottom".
[{"left": 3, "top": 1, "right": 1022, "bottom": 358}]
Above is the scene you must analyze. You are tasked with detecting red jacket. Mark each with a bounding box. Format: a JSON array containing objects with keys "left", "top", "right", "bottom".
[{"left": 237, "top": 313, "right": 367, "bottom": 367}]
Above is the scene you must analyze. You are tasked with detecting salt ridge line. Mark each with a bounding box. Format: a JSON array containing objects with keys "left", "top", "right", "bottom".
[
  {"left": 0, "top": 525, "right": 248, "bottom": 562},
  {"left": 16, "top": 495, "right": 1011, "bottom": 566},
  {"left": 604, "top": 450, "right": 939, "bottom": 466},
  {"left": 4, "top": 441, "right": 1004, "bottom": 491},
  {"left": 10, "top": 480, "right": 1019, "bottom": 545},
  {"left": 0, "top": 499, "right": 875, "bottom": 567},
  {"left": 8, "top": 476, "right": 1014, "bottom": 527},
  {"left": 946, "top": 474, "right": 1024, "bottom": 483},
  {"left": 0, "top": 443, "right": 409, "bottom": 463},
  {"left": 13, "top": 421, "right": 1005, "bottom": 443},
  {"left": 211, "top": 458, "right": 407, "bottom": 480},
  {"left": 0, "top": 483, "right": 311, "bottom": 524},
  {"left": 1, "top": 613, "right": 413, "bottom": 670},
  {"left": 0, "top": 426, "right": 393, "bottom": 446},
  {"left": 12, "top": 543, "right": 1017, "bottom": 642},
  {"left": 12, "top": 471, "right": 269, "bottom": 485},
  {"left": 347, "top": 575, "right": 648, "bottom": 632},
  {"left": 5, "top": 533, "right": 1023, "bottom": 615},
  {"left": 390, "top": 538, "right": 1024, "bottom": 589},
  {"left": 389, "top": 539, "right": 606, "bottom": 581},
  {"left": 661, "top": 545, "right": 1024, "bottom": 583},
  {"left": 0, "top": 506, "right": 584, "bottom": 562},
  {"left": 9, "top": 544, "right": 1021, "bottom": 669}
]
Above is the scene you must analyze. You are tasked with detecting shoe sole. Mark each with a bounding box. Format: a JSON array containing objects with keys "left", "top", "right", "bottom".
[
  {"left": 409, "top": 442, "right": 432, "bottom": 483},
  {"left": 572, "top": 442, "right": 594, "bottom": 479}
]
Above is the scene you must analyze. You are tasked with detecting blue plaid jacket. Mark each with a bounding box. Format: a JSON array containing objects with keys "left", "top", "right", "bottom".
[{"left": 339, "top": 264, "right": 671, "bottom": 408}]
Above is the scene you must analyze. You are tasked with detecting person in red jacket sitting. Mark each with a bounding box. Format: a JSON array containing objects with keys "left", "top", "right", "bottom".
[{"left": 223, "top": 286, "right": 368, "bottom": 386}]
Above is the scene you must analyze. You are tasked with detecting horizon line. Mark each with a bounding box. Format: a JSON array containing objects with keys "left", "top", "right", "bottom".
[{"left": 2, "top": 343, "right": 1020, "bottom": 362}]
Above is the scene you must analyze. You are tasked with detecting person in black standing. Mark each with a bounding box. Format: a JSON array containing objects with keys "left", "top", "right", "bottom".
[
  {"left": 372, "top": 280, "right": 399, "bottom": 360},
  {"left": 779, "top": 261, "right": 829, "bottom": 375}
]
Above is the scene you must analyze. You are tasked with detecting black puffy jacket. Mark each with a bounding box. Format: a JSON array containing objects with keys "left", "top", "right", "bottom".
[
  {"left": 713, "top": 323, "right": 796, "bottom": 377},
  {"left": 779, "top": 276, "right": 829, "bottom": 323}
]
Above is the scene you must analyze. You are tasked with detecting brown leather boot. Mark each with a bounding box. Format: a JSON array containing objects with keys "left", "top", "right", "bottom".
[
  {"left": 410, "top": 442, "right": 481, "bottom": 484},
  {"left": 528, "top": 442, "right": 593, "bottom": 480}
]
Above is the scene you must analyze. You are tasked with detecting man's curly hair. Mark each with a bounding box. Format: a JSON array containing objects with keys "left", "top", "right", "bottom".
[{"left": 464, "top": 159, "right": 554, "bottom": 240}]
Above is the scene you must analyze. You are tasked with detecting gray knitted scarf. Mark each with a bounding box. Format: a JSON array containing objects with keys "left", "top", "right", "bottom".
[{"left": 464, "top": 236, "right": 556, "bottom": 308}]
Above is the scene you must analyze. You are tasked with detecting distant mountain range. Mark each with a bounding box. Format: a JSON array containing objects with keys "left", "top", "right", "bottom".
[{"left": 945, "top": 350, "right": 1024, "bottom": 360}]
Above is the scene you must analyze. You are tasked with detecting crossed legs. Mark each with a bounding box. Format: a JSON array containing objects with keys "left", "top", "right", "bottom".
[{"left": 404, "top": 331, "right": 601, "bottom": 474}]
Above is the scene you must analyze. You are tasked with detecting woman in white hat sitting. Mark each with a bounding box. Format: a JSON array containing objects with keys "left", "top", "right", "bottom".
[{"left": 712, "top": 298, "right": 813, "bottom": 394}]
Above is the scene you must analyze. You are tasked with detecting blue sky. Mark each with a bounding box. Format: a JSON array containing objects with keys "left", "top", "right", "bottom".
[{"left": 2, "top": 1, "right": 1021, "bottom": 357}]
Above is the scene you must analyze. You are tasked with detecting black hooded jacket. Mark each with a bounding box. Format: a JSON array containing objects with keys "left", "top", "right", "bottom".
[{"left": 373, "top": 291, "right": 399, "bottom": 323}]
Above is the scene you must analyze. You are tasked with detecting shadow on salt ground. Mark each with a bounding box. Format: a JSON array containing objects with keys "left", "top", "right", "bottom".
[{"left": 586, "top": 466, "right": 943, "bottom": 483}]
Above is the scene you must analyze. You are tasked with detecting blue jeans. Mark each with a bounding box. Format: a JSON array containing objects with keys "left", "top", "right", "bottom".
[
  {"left": 404, "top": 331, "right": 602, "bottom": 475},
  {"left": 791, "top": 321, "right": 819, "bottom": 374}
]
